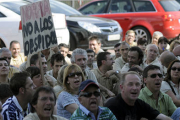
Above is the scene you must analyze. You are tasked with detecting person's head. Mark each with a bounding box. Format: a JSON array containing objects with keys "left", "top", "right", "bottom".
[
  {"left": 143, "top": 65, "right": 163, "bottom": 93},
  {"left": 57, "top": 64, "right": 68, "bottom": 86},
  {"left": 10, "top": 72, "right": 36, "bottom": 102},
  {"left": 88, "top": 36, "right": 102, "bottom": 54},
  {"left": 71, "top": 48, "right": 88, "bottom": 71},
  {"left": 0, "top": 58, "right": 9, "bottom": 77},
  {"left": 114, "top": 43, "right": 121, "bottom": 58},
  {"left": 125, "top": 30, "right": 135, "bottom": 45},
  {"left": 120, "top": 71, "right": 141, "bottom": 105},
  {"left": 97, "top": 52, "right": 114, "bottom": 70},
  {"left": 9, "top": 40, "right": 21, "bottom": 58},
  {"left": 165, "top": 60, "right": 180, "bottom": 82},
  {"left": 145, "top": 44, "right": 159, "bottom": 62},
  {"left": 0, "top": 101, "right": 2, "bottom": 120},
  {"left": 0, "top": 47, "right": 12, "bottom": 65},
  {"left": 0, "top": 84, "right": 13, "bottom": 104},
  {"left": 41, "top": 48, "right": 50, "bottom": 55},
  {"left": 30, "top": 54, "right": 47, "bottom": 74},
  {"left": 169, "top": 40, "right": 180, "bottom": 52},
  {"left": 173, "top": 45, "right": 180, "bottom": 57},
  {"left": 137, "top": 38, "right": 147, "bottom": 52},
  {"left": 63, "top": 64, "right": 85, "bottom": 93},
  {"left": 31, "top": 86, "right": 56, "bottom": 120},
  {"left": 128, "top": 46, "right": 144, "bottom": 67},
  {"left": 58, "top": 43, "right": 69, "bottom": 57},
  {"left": 50, "top": 53, "right": 65, "bottom": 76},
  {"left": 120, "top": 42, "right": 130, "bottom": 59},
  {"left": 86, "top": 49, "right": 95, "bottom": 65},
  {"left": 152, "top": 31, "right": 163, "bottom": 45},
  {"left": 26, "top": 66, "right": 43, "bottom": 88},
  {"left": 159, "top": 51, "right": 176, "bottom": 68},
  {"left": 78, "top": 80, "right": 101, "bottom": 115},
  {"left": 158, "top": 36, "right": 168, "bottom": 52}
]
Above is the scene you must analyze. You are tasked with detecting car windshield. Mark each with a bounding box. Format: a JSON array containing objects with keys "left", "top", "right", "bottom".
[
  {"left": 159, "top": 0, "right": 180, "bottom": 11},
  {"left": 0, "top": 1, "right": 29, "bottom": 15}
]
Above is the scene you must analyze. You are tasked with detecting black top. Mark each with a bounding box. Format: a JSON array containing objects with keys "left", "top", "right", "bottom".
[{"left": 104, "top": 94, "right": 160, "bottom": 120}]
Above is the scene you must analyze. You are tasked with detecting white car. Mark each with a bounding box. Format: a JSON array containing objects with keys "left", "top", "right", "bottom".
[{"left": 0, "top": 0, "right": 69, "bottom": 52}]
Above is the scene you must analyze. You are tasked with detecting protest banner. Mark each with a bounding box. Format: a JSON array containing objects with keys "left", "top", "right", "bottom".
[{"left": 20, "top": 0, "right": 57, "bottom": 56}]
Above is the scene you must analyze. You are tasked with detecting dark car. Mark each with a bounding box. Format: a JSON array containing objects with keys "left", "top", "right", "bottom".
[{"left": 27, "top": 0, "right": 123, "bottom": 50}]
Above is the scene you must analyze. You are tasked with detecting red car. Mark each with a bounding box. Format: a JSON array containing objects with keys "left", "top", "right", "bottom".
[{"left": 79, "top": 0, "right": 180, "bottom": 42}]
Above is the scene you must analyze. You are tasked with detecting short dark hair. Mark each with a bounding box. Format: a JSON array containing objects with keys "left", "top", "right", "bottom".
[
  {"left": 50, "top": 53, "right": 65, "bottom": 66},
  {"left": 88, "top": 35, "right": 101, "bottom": 44},
  {"left": 86, "top": 49, "right": 95, "bottom": 55},
  {"left": 158, "top": 36, "right": 169, "bottom": 44},
  {"left": 143, "top": 65, "right": 160, "bottom": 78},
  {"left": 58, "top": 43, "right": 69, "bottom": 49},
  {"left": 114, "top": 43, "right": 121, "bottom": 48},
  {"left": 129, "top": 46, "right": 144, "bottom": 65},
  {"left": 10, "top": 71, "right": 31, "bottom": 95},
  {"left": 97, "top": 52, "right": 111, "bottom": 67},
  {"left": 10, "top": 40, "right": 20, "bottom": 49},
  {"left": 0, "top": 58, "right": 8, "bottom": 64},
  {"left": 30, "top": 54, "right": 45, "bottom": 65},
  {"left": 137, "top": 38, "right": 147, "bottom": 45},
  {"left": 31, "top": 86, "right": 56, "bottom": 113},
  {"left": 0, "top": 84, "right": 13, "bottom": 100},
  {"left": 26, "top": 66, "right": 40, "bottom": 79}
]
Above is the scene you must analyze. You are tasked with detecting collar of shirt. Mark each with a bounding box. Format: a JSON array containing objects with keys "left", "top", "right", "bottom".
[
  {"left": 79, "top": 104, "right": 102, "bottom": 120},
  {"left": 143, "top": 86, "right": 164, "bottom": 100}
]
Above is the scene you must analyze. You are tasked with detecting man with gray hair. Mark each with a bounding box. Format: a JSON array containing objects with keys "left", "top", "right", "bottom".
[
  {"left": 0, "top": 47, "right": 19, "bottom": 79},
  {"left": 71, "top": 48, "right": 115, "bottom": 97}
]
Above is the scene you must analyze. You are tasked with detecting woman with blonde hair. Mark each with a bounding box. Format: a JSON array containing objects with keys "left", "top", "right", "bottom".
[
  {"left": 57, "top": 64, "right": 85, "bottom": 119},
  {"left": 151, "top": 31, "right": 163, "bottom": 46}
]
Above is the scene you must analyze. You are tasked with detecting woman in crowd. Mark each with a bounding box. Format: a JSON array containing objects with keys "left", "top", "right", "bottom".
[
  {"left": 53, "top": 64, "right": 68, "bottom": 97},
  {"left": 26, "top": 66, "right": 43, "bottom": 89},
  {"left": 151, "top": 31, "right": 163, "bottom": 46},
  {"left": 161, "top": 60, "right": 180, "bottom": 107},
  {"left": 169, "top": 40, "right": 180, "bottom": 52},
  {"left": 158, "top": 36, "right": 169, "bottom": 54},
  {"left": 57, "top": 64, "right": 85, "bottom": 119}
]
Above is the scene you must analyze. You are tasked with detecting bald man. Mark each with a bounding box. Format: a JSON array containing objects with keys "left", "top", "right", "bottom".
[{"left": 173, "top": 45, "right": 180, "bottom": 57}]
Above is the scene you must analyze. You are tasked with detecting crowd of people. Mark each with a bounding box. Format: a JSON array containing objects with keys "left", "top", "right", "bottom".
[{"left": 0, "top": 30, "right": 180, "bottom": 120}]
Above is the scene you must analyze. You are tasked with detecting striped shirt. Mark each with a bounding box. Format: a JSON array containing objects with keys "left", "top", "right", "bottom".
[
  {"left": 70, "top": 104, "right": 117, "bottom": 120},
  {"left": 2, "top": 96, "right": 30, "bottom": 120}
]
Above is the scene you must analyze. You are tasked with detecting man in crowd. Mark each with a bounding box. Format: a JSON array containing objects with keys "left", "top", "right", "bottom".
[
  {"left": 88, "top": 36, "right": 104, "bottom": 56},
  {"left": 113, "top": 42, "right": 130, "bottom": 71},
  {"left": 71, "top": 48, "right": 115, "bottom": 97},
  {"left": 113, "top": 43, "right": 121, "bottom": 60},
  {"left": 70, "top": 80, "right": 117, "bottom": 120},
  {"left": 2, "top": 72, "right": 36, "bottom": 120},
  {"left": 173, "top": 45, "right": 180, "bottom": 58},
  {"left": 0, "top": 48, "right": 19, "bottom": 79},
  {"left": 46, "top": 53, "right": 65, "bottom": 79},
  {"left": 0, "top": 58, "right": 9, "bottom": 84},
  {"left": 139, "top": 65, "right": 177, "bottom": 117},
  {"left": 30, "top": 54, "right": 57, "bottom": 87},
  {"left": 24, "top": 87, "right": 67, "bottom": 120},
  {"left": 92, "top": 52, "right": 120, "bottom": 98},
  {"left": 86, "top": 49, "right": 97, "bottom": 70},
  {"left": 9, "top": 40, "right": 26, "bottom": 68},
  {"left": 105, "top": 71, "right": 172, "bottom": 120},
  {"left": 58, "top": 43, "right": 71, "bottom": 64},
  {"left": 125, "top": 30, "right": 137, "bottom": 46},
  {"left": 121, "top": 46, "right": 146, "bottom": 73}
]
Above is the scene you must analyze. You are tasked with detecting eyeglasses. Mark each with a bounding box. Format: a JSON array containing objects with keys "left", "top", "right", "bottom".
[
  {"left": 80, "top": 91, "right": 100, "bottom": 98},
  {"left": 171, "top": 67, "right": 180, "bottom": 71},
  {"left": 148, "top": 73, "right": 163, "bottom": 78},
  {"left": 68, "top": 72, "right": 82, "bottom": 78}
]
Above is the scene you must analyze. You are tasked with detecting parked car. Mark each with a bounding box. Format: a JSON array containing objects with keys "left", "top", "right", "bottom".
[
  {"left": 28, "top": 0, "right": 123, "bottom": 50},
  {"left": 79, "top": 0, "right": 180, "bottom": 43},
  {"left": 0, "top": 0, "right": 69, "bottom": 52}
]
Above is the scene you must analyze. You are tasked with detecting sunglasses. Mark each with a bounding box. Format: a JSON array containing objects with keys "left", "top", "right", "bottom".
[
  {"left": 171, "top": 67, "right": 180, "bottom": 71},
  {"left": 67, "top": 72, "right": 82, "bottom": 78},
  {"left": 148, "top": 73, "right": 163, "bottom": 78},
  {"left": 80, "top": 91, "right": 100, "bottom": 98}
]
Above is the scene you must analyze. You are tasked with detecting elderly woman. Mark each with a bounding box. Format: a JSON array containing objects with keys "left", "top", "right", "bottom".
[
  {"left": 151, "top": 31, "right": 163, "bottom": 46},
  {"left": 158, "top": 36, "right": 169, "bottom": 54},
  {"left": 161, "top": 60, "right": 180, "bottom": 107},
  {"left": 169, "top": 40, "right": 180, "bottom": 52},
  {"left": 57, "top": 64, "right": 85, "bottom": 119}
]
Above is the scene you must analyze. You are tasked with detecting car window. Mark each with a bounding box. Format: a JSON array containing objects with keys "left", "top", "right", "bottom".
[
  {"left": 159, "top": 0, "right": 180, "bottom": 11},
  {"left": 0, "top": 1, "right": 29, "bottom": 15},
  {"left": 109, "top": 0, "right": 133, "bottom": 13},
  {"left": 133, "top": 0, "right": 155, "bottom": 12},
  {"left": 0, "top": 12, "right": 5, "bottom": 17},
  {"left": 80, "top": 1, "right": 108, "bottom": 14}
]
